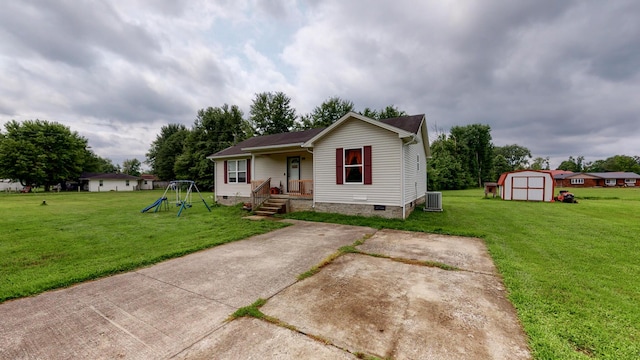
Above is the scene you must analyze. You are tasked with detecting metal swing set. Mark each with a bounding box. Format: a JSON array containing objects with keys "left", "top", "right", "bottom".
[{"left": 141, "top": 180, "right": 211, "bottom": 217}]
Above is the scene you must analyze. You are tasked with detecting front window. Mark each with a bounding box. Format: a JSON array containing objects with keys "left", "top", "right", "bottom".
[
  {"left": 571, "top": 178, "right": 584, "bottom": 185},
  {"left": 625, "top": 179, "right": 636, "bottom": 184},
  {"left": 99, "top": 180, "right": 103, "bottom": 187},
  {"left": 344, "top": 148, "right": 363, "bottom": 183},
  {"left": 228, "top": 160, "right": 247, "bottom": 183},
  {"left": 605, "top": 179, "right": 616, "bottom": 186},
  {"left": 126, "top": 180, "right": 130, "bottom": 186}
]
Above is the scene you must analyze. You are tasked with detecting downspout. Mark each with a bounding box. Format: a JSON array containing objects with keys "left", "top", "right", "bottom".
[
  {"left": 401, "top": 140, "right": 406, "bottom": 220},
  {"left": 211, "top": 159, "right": 217, "bottom": 203},
  {"left": 306, "top": 148, "right": 315, "bottom": 208}
]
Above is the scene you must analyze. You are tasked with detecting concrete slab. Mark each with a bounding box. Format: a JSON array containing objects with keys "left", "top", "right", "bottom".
[
  {"left": 0, "top": 272, "right": 233, "bottom": 359},
  {"left": 174, "top": 317, "right": 356, "bottom": 359},
  {"left": 138, "top": 222, "right": 375, "bottom": 308},
  {"left": 261, "top": 254, "right": 530, "bottom": 359},
  {"left": 0, "top": 221, "right": 375, "bottom": 359},
  {"left": 358, "top": 229, "right": 497, "bottom": 274},
  {"left": 0, "top": 221, "right": 530, "bottom": 359}
]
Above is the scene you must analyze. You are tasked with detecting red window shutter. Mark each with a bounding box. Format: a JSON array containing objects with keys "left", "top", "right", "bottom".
[
  {"left": 246, "top": 159, "right": 251, "bottom": 183},
  {"left": 224, "top": 160, "right": 228, "bottom": 184},
  {"left": 364, "top": 146, "right": 372, "bottom": 185},
  {"left": 336, "top": 148, "right": 344, "bottom": 184}
]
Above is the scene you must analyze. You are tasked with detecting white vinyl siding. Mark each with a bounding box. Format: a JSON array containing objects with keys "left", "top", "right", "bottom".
[
  {"left": 403, "top": 127, "right": 427, "bottom": 204},
  {"left": 88, "top": 179, "right": 135, "bottom": 192},
  {"left": 214, "top": 159, "right": 251, "bottom": 197},
  {"left": 313, "top": 118, "right": 402, "bottom": 206}
]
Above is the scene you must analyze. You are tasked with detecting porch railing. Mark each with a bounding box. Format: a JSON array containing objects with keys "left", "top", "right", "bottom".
[
  {"left": 251, "top": 178, "right": 271, "bottom": 210},
  {"left": 288, "top": 179, "right": 313, "bottom": 197}
]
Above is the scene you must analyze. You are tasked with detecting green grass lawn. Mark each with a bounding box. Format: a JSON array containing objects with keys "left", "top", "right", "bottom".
[
  {"left": 286, "top": 187, "right": 640, "bottom": 360},
  {"left": 2, "top": 188, "right": 639, "bottom": 359},
  {"left": 0, "top": 190, "right": 286, "bottom": 303}
]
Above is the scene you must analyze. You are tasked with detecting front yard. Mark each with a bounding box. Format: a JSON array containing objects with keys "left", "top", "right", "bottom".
[
  {"left": 1, "top": 187, "right": 639, "bottom": 359},
  {"left": 0, "top": 190, "right": 286, "bottom": 302}
]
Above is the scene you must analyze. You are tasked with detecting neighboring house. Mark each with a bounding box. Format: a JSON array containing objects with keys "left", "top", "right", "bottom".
[
  {"left": 79, "top": 173, "right": 141, "bottom": 192},
  {"left": 0, "top": 179, "right": 22, "bottom": 192},
  {"left": 554, "top": 172, "right": 640, "bottom": 187},
  {"left": 207, "top": 112, "right": 430, "bottom": 219},
  {"left": 139, "top": 174, "right": 159, "bottom": 190}
]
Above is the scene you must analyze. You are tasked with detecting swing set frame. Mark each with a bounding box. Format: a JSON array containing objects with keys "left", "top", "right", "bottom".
[{"left": 139, "top": 180, "right": 211, "bottom": 217}]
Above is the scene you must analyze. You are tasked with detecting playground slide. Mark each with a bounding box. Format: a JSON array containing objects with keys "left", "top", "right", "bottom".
[{"left": 141, "top": 197, "right": 164, "bottom": 213}]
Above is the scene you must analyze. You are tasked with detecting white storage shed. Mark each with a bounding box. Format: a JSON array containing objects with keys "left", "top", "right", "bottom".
[{"left": 497, "top": 170, "right": 555, "bottom": 202}]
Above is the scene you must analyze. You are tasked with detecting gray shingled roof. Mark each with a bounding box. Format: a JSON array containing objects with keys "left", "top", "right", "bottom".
[
  {"left": 211, "top": 127, "right": 325, "bottom": 157},
  {"left": 79, "top": 172, "right": 141, "bottom": 180},
  {"left": 378, "top": 114, "right": 424, "bottom": 134},
  {"left": 209, "top": 114, "right": 425, "bottom": 158}
]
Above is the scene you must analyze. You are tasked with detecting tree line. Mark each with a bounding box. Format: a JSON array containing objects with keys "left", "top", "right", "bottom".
[
  {"left": 0, "top": 119, "right": 143, "bottom": 191},
  {"left": 427, "top": 127, "right": 640, "bottom": 190},
  {"left": 146, "top": 92, "right": 408, "bottom": 189},
  {"left": 3, "top": 91, "right": 638, "bottom": 192}
]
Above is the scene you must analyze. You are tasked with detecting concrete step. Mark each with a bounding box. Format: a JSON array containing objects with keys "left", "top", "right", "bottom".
[{"left": 255, "top": 210, "right": 277, "bottom": 216}]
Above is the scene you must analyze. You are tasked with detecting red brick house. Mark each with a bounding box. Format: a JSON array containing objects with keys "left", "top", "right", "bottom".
[{"left": 554, "top": 172, "right": 640, "bottom": 187}]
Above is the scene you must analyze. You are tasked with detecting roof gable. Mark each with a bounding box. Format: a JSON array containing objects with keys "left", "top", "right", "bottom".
[{"left": 302, "top": 112, "right": 422, "bottom": 147}]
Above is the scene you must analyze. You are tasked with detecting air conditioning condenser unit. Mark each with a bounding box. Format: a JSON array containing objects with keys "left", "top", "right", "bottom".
[{"left": 423, "top": 191, "right": 442, "bottom": 212}]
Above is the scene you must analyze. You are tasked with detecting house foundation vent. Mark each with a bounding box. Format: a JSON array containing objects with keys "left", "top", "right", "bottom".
[{"left": 423, "top": 191, "right": 442, "bottom": 212}]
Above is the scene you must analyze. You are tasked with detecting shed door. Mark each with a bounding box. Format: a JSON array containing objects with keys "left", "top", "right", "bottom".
[{"left": 511, "top": 176, "right": 545, "bottom": 201}]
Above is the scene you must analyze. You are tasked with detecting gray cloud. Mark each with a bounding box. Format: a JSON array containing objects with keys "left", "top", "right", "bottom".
[{"left": 1, "top": 0, "right": 639, "bottom": 169}]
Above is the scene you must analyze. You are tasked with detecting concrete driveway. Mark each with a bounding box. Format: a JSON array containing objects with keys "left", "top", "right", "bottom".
[{"left": 0, "top": 220, "right": 530, "bottom": 359}]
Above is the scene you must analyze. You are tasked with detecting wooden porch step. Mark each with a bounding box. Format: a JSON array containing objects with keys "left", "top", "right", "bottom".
[
  {"left": 254, "top": 197, "right": 289, "bottom": 217},
  {"left": 260, "top": 206, "right": 281, "bottom": 211}
]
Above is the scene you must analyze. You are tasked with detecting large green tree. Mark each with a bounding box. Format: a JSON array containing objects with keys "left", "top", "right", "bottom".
[
  {"left": 494, "top": 144, "right": 532, "bottom": 170},
  {"left": 82, "top": 149, "right": 119, "bottom": 173},
  {"left": 122, "top": 158, "right": 142, "bottom": 176},
  {"left": 146, "top": 124, "right": 189, "bottom": 180},
  {"left": 600, "top": 155, "right": 640, "bottom": 173},
  {"left": 298, "top": 96, "right": 354, "bottom": 129},
  {"left": 174, "top": 104, "right": 249, "bottom": 189},
  {"left": 557, "top": 156, "right": 584, "bottom": 172},
  {"left": 427, "top": 134, "right": 470, "bottom": 190},
  {"left": 249, "top": 92, "right": 296, "bottom": 135},
  {"left": 450, "top": 124, "right": 494, "bottom": 187},
  {"left": 361, "top": 105, "right": 407, "bottom": 120},
  {"left": 530, "top": 156, "right": 550, "bottom": 170},
  {"left": 0, "top": 120, "right": 88, "bottom": 191}
]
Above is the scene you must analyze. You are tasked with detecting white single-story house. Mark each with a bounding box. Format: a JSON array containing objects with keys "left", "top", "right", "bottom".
[
  {"left": 0, "top": 179, "right": 22, "bottom": 192},
  {"left": 497, "top": 170, "right": 555, "bottom": 202},
  {"left": 139, "top": 174, "right": 159, "bottom": 190},
  {"left": 207, "top": 112, "right": 431, "bottom": 219},
  {"left": 79, "top": 173, "right": 141, "bottom": 192}
]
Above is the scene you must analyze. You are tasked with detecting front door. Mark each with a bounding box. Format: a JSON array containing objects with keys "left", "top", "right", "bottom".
[{"left": 287, "top": 156, "right": 300, "bottom": 192}]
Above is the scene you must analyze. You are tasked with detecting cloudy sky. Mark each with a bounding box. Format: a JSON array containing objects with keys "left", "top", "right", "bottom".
[{"left": 1, "top": 0, "right": 639, "bottom": 169}]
